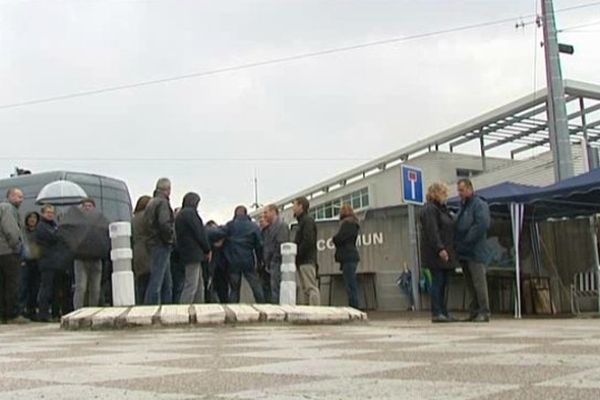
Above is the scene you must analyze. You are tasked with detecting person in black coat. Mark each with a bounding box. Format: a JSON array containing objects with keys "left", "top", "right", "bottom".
[
  {"left": 175, "top": 192, "right": 211, "bottom": 304},
  {"left": 420, "top": 182, "right": 456, "bottom": 323},
  {"left": 206, "top": 221, "right": 229, "bottom": 303},
  {"left": 293, "top": 197, "right": 320, "bottom": 306},
  {"left": 224, "top": 206, "right": 265, "bottom": 303},
  {"left": 332, "top": 204, "right": 361, "bottom": 309},
  {"left": 35, "top": 204, "right": 73, "bottom": 322}
]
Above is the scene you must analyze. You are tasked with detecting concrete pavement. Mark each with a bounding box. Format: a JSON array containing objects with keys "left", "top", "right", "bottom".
[{"left": 1, "top": 316, "right": 600, "bottom": 399}]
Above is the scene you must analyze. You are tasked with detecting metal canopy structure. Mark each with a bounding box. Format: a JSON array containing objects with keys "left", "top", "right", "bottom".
[{"left": 273, "top": 80, "right": 600, "bottom": 210}]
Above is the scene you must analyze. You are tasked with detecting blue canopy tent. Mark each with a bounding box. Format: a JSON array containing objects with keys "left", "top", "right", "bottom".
[{"left": 449, "top": 171, "right": 600, "bottom": 318}]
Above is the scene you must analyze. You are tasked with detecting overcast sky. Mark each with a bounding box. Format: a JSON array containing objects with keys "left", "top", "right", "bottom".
[{"left": 1, "top": 0, "right": 598, "bottom": 222}]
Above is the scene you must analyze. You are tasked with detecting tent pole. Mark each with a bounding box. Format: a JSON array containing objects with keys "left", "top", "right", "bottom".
[
  {"left": 590, "top": 215, "right": 600, "bottom": 314},
  {"left": 511, "top": 203, "right": 523, "bottom": 319}
]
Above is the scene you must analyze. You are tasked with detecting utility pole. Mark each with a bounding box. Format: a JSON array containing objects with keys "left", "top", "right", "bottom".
[
  {"left": 251, "top": 169, "right": 262, "bottom": 210},
  {"left": 541, "top": 0, "right": 574, "bottom": 181}
]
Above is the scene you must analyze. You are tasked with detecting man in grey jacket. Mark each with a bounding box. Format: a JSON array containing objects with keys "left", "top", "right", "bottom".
[
  {"left": 262, "top": 204, "right": 290, "bottom": 304},
  {"left": 0, "top": 188, "right": 25, "bottom": 323}
]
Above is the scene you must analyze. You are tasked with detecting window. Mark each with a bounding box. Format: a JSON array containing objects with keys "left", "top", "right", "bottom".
[{"left": 310, "top": 187, "right": 370, "bottom": 221}]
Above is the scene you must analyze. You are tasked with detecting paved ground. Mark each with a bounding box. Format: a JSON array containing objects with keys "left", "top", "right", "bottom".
[{"left": 1, "top": 316, "right": 600, "bottom": 399}]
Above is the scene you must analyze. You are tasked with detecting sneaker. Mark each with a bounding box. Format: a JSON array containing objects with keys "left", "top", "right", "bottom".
[
  {"left": 36, "top": 314, "right": 51, "bottom": 323},
  {"left": 432, "top": 315, "right": 450, "bottom": 323},
  {"left": 472, "top": 314, "right": 491, "bottom": 323},
  {"left": 444, "top": 314, "right": 459, "bottom": 323},
  {"left": 6, "top": 315, "right": 30, "bottom": 325}
]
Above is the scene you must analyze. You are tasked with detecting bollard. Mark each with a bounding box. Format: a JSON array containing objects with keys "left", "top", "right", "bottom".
[
  {"left": 109, "top": 222, "right": 135, "bottom": 306},
  {"left": 279, "top": 242, "right": 297, "bottom": 305}
]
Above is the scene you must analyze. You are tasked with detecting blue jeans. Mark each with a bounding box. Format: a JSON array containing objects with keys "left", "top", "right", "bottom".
[
  {"left": 430, "top": 268, "right": 449, "bottom": 317},
  {"left": 144, "top": 245, "right": 173, "bottom": 305},
  {"left": 342, "top": 262, "right": 360, "bottom": 309},
  {"left": 228, "top": 264, "right": 265, "bottom": 304}
]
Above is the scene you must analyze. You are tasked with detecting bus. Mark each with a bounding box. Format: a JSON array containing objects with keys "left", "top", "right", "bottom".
[{"left": 0, "top": 171, "right": 132, "bottom": 223}]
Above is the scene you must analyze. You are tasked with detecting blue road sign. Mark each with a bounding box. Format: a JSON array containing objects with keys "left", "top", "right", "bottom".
[{"left": 401, "top": 165, "right": 424, "bottom": 205}]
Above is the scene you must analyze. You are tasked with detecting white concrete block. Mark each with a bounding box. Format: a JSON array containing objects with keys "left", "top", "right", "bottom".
[
  {"left": 341, "top": 307, "right": 368, "bottom": 321},
  {"left": 159, "top": 305, "right": 192, "bottom": 325},
  {"left": 252, "top": 304, "right": 287, "bottom": 322},
  {"left": 191, "top": 304, "right": 226, "bottom": 325},
  {"left": 281, "top": 306, "right": 349, "bottom": 324},
  {"left": 91, "top": 307, "right": 130, "bottom": 329},
  {"left": 225, "top": 304, "right": 261, "bottom": 323},
  {"left": 125, "top": 306, "right": 160, "bottom": 326},
  {"left": 61, "top": 307, "right": 103, "bottom": 330}
]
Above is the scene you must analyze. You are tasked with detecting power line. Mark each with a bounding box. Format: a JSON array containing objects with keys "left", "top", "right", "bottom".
[
  {"left": 2, "top": 1, "right": 600, "bottom": 111},
  {"left": 559, "top": 19, "right": 600, "bottom": 32},
  {"left": 0, "top": 157, "right": 372, "bottom": 162}
]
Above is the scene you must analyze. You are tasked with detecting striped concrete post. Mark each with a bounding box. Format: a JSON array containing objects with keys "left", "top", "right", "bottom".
[
  {"left": 109, "top": 222, "right": 135, "bottom": 306},
  {"left": 280, "top": 242, "right": 297, "bottom": 306}
]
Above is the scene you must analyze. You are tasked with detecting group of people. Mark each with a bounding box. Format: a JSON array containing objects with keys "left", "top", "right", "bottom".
[
  {"left": 131, "top": 178, "right": 363, "bottom": 309},
  {"left": 0, "top": 189, "right": 109, "bottom": 324},
  {"left": 0, "top": 174, "right": 493, "bottom": 325},
  {"left": 420, "top": 178, "right": 491, "bottom": 323}
]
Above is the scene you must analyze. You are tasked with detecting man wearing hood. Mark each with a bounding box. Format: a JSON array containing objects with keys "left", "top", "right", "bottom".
[
  {"left": 143, "top": 178, "right": 175, "bottom": 305},
  {"left": 175, "top": 192, "right": 211, "bottom": 304},
  {"left": 224, "top": 206, "right": 264, "bottom": 303},
  {"left": 455, "top": 179, "right": 491, "bottom": 323}
]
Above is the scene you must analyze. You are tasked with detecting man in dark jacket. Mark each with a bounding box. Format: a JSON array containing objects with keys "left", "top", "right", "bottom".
[
  {"left": 0, "top": 188, "right": 25, "bottom": 323},
  {"left": 71, "top": 198, "right": 107, "bottom": 310},
  {"left": 206, "top": 221, "right": 229, "bottom": 303},
  {"left": 143, "top": 178, "right": 175, "bottom": 305},
  {"left": 455, "top": 179, "right": 491, "bottom": 322},
  {"left": 176, "top": 192, "right": 211, "bottom": 304},
  {"left": 293, "top": 197, "right": 320, "bottom": 306},
  {"left": 224, "top": 206, "right": 264, "bottom": 303},
  {"left": 263, "top": 204, "right": 290, "bottom": 304},
  {"left": 36, "top": 204, "right": 72, "bottom": 322}
]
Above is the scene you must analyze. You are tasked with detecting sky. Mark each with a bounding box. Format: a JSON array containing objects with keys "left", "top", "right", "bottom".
[{"left": 1, "top": 0, "right": 599, "bottom": 223}]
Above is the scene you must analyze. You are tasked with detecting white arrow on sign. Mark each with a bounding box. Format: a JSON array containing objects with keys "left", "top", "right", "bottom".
[{"left": 408, "top": 171, "right": 418, "bottom": 200}]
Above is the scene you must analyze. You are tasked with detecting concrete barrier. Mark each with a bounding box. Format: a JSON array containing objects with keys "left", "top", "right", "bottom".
[{"left": 60, "top": 304, "right": 367, "bottom": 330}]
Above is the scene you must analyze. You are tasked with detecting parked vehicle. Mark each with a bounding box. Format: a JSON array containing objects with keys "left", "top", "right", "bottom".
[{"left": 0, "top": 171, "right": 132, "bottom": 222}]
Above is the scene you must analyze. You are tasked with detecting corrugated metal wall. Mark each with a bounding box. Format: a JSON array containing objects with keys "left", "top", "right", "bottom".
[{"left": 315, "top": 207, "right": 412, "bottom": 310}]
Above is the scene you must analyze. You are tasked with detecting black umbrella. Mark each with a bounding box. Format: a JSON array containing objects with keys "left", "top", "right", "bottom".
[{"left": 59, "top": 206, "right": 110, "bottom": 260}]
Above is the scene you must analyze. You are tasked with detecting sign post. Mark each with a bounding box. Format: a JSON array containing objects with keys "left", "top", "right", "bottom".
[{"left": 401, "top": 165, "right": 425, "bottom": 311}]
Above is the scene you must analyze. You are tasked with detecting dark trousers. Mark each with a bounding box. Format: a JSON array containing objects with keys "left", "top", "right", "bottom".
[
  {"left": 212, "top": 266, "right": 229, "bottom": 304},
  {"left": 0, "top": 254, "right": 20, "bottom": 321},
  {"left": 462, "top": 260, "right": 490, "bottom": 317},
  {"left": 135, "top": 273, "right": 150, "bottom": 305},
  {"left": 201, "top": 262, "right": 211, "bottom": 303},
  {"left": 100, "top": 261, "right": 112, "bottom": 306},
  {"left": 258, "top": 266, "right": 271, "bottom": 304},
  {"left": 341, "top": 262, "right": 360, "bottom": 309},
  {"left": 430, "top": 268, "right": 449, "bottom": 317},
  {"left": 19, "top": 260, "right": 40, "bottom": 317},
  {"left": 38, "top": 269, "right": 71, "bottom": 320},
  {"left": 171, "top": 258, "right": 185, "bottom": 305},
  {"left": 269, "top": 262, "right": 281, "bottom": 305},
  {"left": 228, "top": 265, "right": 265, "bottom": 304}
]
